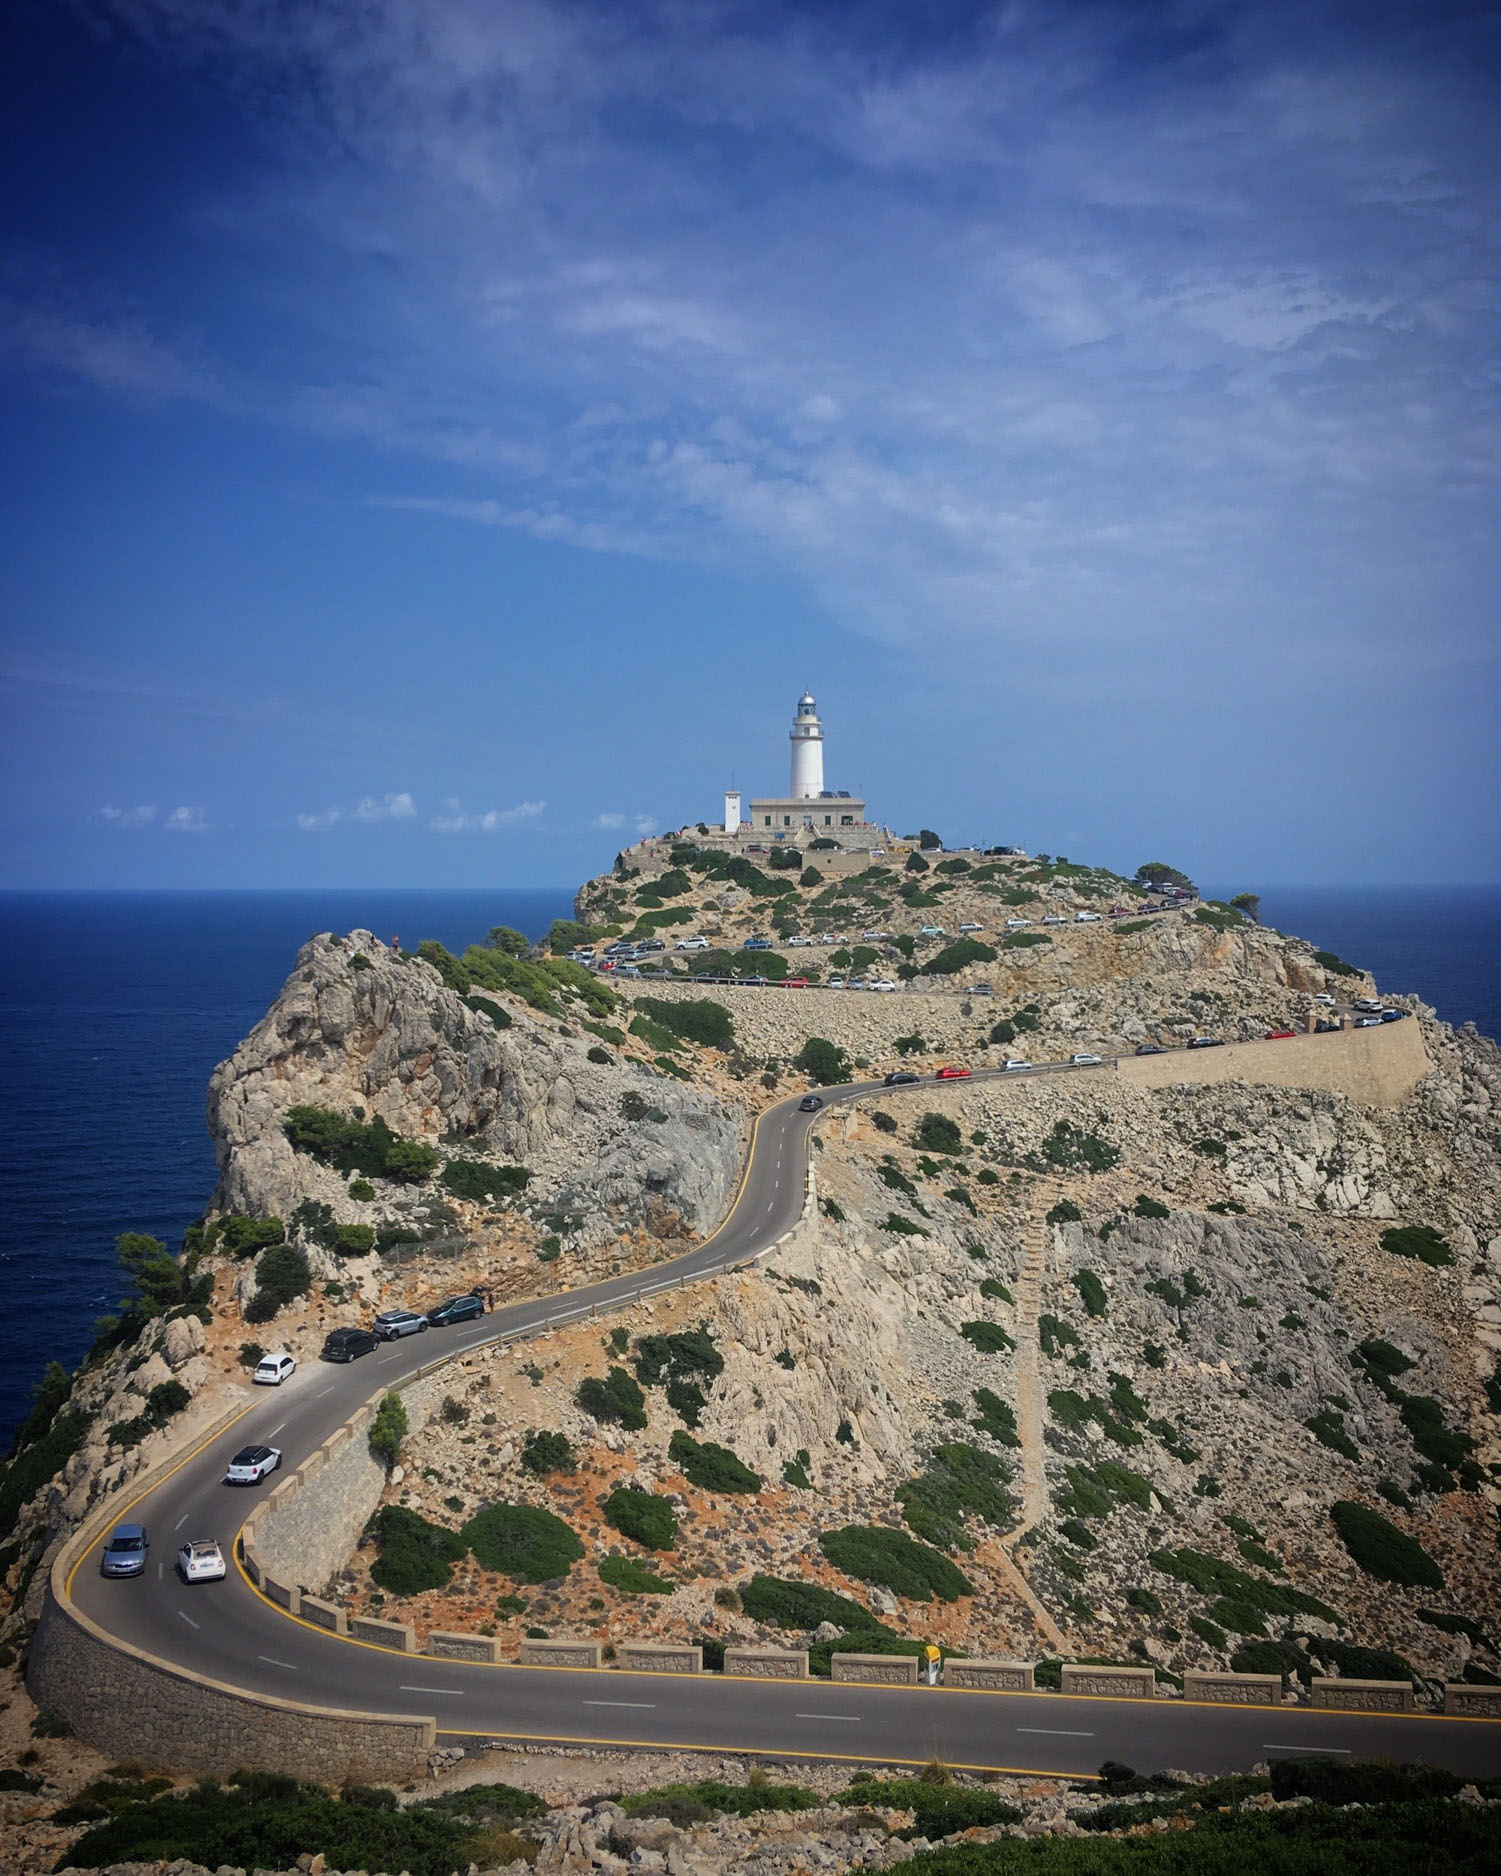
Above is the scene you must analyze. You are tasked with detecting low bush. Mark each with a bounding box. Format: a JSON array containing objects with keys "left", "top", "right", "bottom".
[
  {"left": 1380, "top": 1224, "right": 1454, "bottom": 1267},
  {"left": 370, "top": 1505, "right": 466, "bottom": 1595},
  {"left": 1305, "top": 1410, "right": 1360, "bottom": 1461},
  {"left": 960, "top": 1320, "right": 1014, "bottom": 1354},
  {"left": 915, "top": 1112, "right": 963, "bottom": 1155},
  {"left": 739, "top": 1574, "right": 873, "bottom": 1631},
  {"left": 979, "top": 1277, "right": 1013, "bottom": 1302},
  {"left": 1133, "top": 1194, "right": 1170, "bottom": 1219},
  {"left": 1073, "top": 1269, "right": 1108, "bottom": 1317},
  {"left": 1150, "top": 1546, "right": 1340, "bottom": 1622},
  {"left": 602, "top": 1487, "right": 678, "bottom": 1550},
  {"left": 795, "top": 1036, "right": 851, "bottom": 1085},
  {"left": 837, "top": 1779, "right": 1022, "bottom": 1839},
  {"left": 885, "top": 1212, "right": 930, "bottom": 1238},
  {"left": 1046, "top": 1199, "right": 1082, "bottom": 1226},
  {"left": 577, "top": 1368, "right": 648, "bottom": 1431},
  {"left": 620, "top": 1778, "right": 819, "bottom": 1821},
  {"left": 519, "top": 1430, "right": 575, "bottom": 1476},
  {"left": 898, "top": 1441, "right": 1013, "bottom": 1548},
  {"left": 820, "top": 1524, "right": 972, "bottom": 1602},
  {"left": 442, "top": 1159, "right": 531, "bottom": 1203},
  {"left": 1043, "top": 1121, "right": 1120, "bottom": 1173},
  {"left": 668, "top": 1431, "right": 761, "bottom": 1493},
  {"left": 971, "top": 1387, "right": 1019, "bottom": 1446},
  {"left": 333, "top": 1223, "right": 375, "bottom": 1255},
  {"left": 368, "top": 1392, "right": 408, "bottom": 1467},
  {"left": 283, "top": 1105, "right": 439, "bottom": 1184},
  {"left": 464, "top": 1504, "right": 585, "bottom": 1581},
  {"left": 635, "top": 996, "right": 734, "bottom": 1049},
  {"left": 598, "top": 1554, "right": 674, "bottom": 1595},
  {"left": 1330, "top": 1500, "right": 1443, "bottom": 1589}
]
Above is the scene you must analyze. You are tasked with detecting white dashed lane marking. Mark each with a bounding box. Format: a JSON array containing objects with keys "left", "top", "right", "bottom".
[
  {"left": 1017, "top": 1728, "right": 1093, "bottom": 1737},
  {"left": 583, "top": 1701, "right": 656, "bottom": 1709},
  {"left": 258, "top": 1656, "right": 298, "bottom": 1670},
  {"left": 176, "top": 1611, "right": 200, "bottom": 1630}
]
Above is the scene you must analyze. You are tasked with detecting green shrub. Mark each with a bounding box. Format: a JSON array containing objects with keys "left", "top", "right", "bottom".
[
  {"left": 1046, "top": 1199, "right": 1082, "bottom": 1226},
  {"left": 464, "top": 1503, "right": 584, "bottom": 1581},
  {"left": 960, "top": 1320, "right": 1014, "bottom": 1354},
  {"left": 668, "top": 1431, "right": 761, "bottom": 1493},
  {"left": 598, "top": 1554, "right": 674, "bottom": 1595},
  {"left": 1073, "top": 1270, "right": 1108, "bottom": 1317},
  {"left": 440, "top": 1159, "right": 531, "bottom": 1205},
  {"left": 1380, "top": 1225, "right": 1454, "bottom": 1267},
  {"left": 1133, "top": 1194, "right": 1170, "bottom": 1219},
  {"left": 1039, "top": 1315, "right": 1080, "bottom": 1358},
  {"left": 621, "top": 1778, "right": 818, "bottom": 1820},
  {"left": 0, "top": 1406, "right": 92, "bottom": 1529},
  {"left": 924, "top": 939, "right": 998, "bottom": 977},
  {"left": 971, "top": 1388, "right": 1019, "bottom": 1446},
  {"left": 1330, "top": 1500, "right": 1443, "bottom": 1589},
  {"left": 215, "top": 1214, "right": 287, "bottom": 1258},
  {"left": 1314, "top": 948, "right": 1361, "bottom": 978},
  {"left": 463, "top": 993, "right": 513, "bottom": 1027},
  {"left": 602, "top": 1487, "right": 678, "bottom": 1550},
  {"left": 254, "top": 1240, "right": 311, "bottom": 1308},
  {"left": 1126, "top": 1586, "right": 1162, "bottom": 1616},
  {"left": 1305, "top": 1410, "right": 1360, "bottom": 1461},
  {"left": 333, "top": 1223, "right": 375, "bottom": 1255},
  {"left": 1150, "top": 1546, "right": 1340, "bottom": 1622},
  {"left": 634, "top": 1326, "right": 725, "bottom": 1389},
  {"left": 1043, "top": 1121, "right": 1120, "bottom": 1173},
  {"left": 782, "top": 1452, "right": 812, "bottom": 1488},
  {"left": 915, "top": 1112, "right": 963, "bottom": 1155},
  {"left": 369, "top": 1504, "right": 465, "bottom": 1595},
  {"left": 979, "top": 1277, "right": 1013, "bottom": 1303},
  {"left": 819, "top": 1524, "right": 972, "bottom": 1602},
  {"left": 837, "top": 1779, "right": 1021, "bottom": 1838},
  {"left": 885, "top": 1212, "right": 930, "bottom": 1238},
  {"left": 1003, "top": 931, "right": 1051, "bottom": 948},
  {"left": 636, "top": 996, "right": 734, "bottom": 1049},
  {"left": 898, "top": 1441, "right": 1013, "bottom": 1548},
  {"left": 519, "top": 1430, "right": 575, "bottom": 1476},
  {"left": 368, "top": 1393, "right": 409, "bottom": 1467},
  {"left": 739, "top": 1575, "right": 873, "bottom": 1631},
  {"left": 577, "top": 1368, "right": 648, "bottom": 1431},
  {"left": 282, "top": 1105, "right": 438, "bottom": 1183}
]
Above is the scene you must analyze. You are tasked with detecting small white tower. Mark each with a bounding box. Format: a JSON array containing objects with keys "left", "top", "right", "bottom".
[
  {"left": 723, "top": 789, "right": 742, "bottom": 834},
  {"left": 789, "top": 691, "right": 824, "bottom": 800}
]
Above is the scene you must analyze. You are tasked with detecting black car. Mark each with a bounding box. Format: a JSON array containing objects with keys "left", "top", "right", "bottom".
[
  {"left": 884, "top": 1071, "right": 919, "bottom": 1085},
  {"left": 427, "top": 1293, "right": 485, "bottom": 1328},
  {"left": 798, "top": 1094, "right": 824, "bottom": 1112},
  {"left": 1315, "top": 1020, "right": 1340, "bottom": 1033},
  {"left": 1135, "top": 1043, "right": 1167, "bottom": 1055},
  {"left": 1188, "top": 1035, "right": 1224, "bottom": 1049},
  {"left": 321, "top": 1326, "right": 378, "bottom": 1362}
]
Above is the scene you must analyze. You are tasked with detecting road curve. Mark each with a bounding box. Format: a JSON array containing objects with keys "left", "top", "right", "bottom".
[{"left": 59, "top": 1063, "right": 1501, "bottom": 1781}]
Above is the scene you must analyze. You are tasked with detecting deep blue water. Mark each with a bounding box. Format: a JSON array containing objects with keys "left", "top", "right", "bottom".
[
  {"left": 0, "top": 890, "right": 573, "bottom": 1447},
  {"left": 0, "top": 884, "right": 1496, "bottom": 1448}
]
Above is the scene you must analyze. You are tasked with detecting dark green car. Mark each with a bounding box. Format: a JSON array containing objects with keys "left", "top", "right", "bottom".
[{"left": 427, "top": 1293, "right": 485, "bottom": 1328}]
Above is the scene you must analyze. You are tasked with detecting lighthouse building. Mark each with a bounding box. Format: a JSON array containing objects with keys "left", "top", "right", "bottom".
[{"left": 729, "top": 691, "right": 878, "bottom": 848}]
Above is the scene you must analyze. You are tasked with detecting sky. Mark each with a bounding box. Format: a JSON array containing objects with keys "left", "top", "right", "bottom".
[{"left": 1, "top": 0, "right": 1497, "bottom": 891}]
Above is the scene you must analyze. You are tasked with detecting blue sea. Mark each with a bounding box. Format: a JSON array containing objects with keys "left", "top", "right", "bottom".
[{"left": 0, "top": 884, "right": 1496, "bottom": 1448}]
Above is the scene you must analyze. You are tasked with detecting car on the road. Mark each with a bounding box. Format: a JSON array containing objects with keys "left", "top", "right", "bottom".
[
  {"left": 1005, "top": 917, "right": 1033, "bottom": 929},
  {"left": 224, "top": 1443, "right": 282, "bottom": 1486},
  {"left": 827, "top": 976, "right": 846, "bottom": 989},
  {"left": 1074, "top": 911, "right": 1102, "bottom": 923},
  {"left": 786, "top": 936, "right": 812, "bottom": 946},
  {"left": 427, "top": 1293, "right": 485, "bottom": 1328},
  {"left": 1041, "top": 914, "right": 1068, "bottom": 925},
  {"left": 919, "top": 926, "right": 947, "bottom": 938},
  {"left": 373, "top": 1309, "right": 428, "bottom": 1341},
  {"left": 1355, "top": 1014, "right": 1384, "bottom": 1027},
  {"left": 616, "top": 963, "right": 641, "bottom": 977},
  {"left": 252, "top": 1352, "right": 296, "bottom": 1387},
  {"left": 935, "top": 1064, "right": 971, "bottom": 1079},
  {"left": 1315, "top": 1020, "right": 1340, "bottom": 1033},
  {"left": 1381, "top": 1009, "right": 1407, "bottom": 1022},
  {"left": 884, "top": 1070, "right": 920, "bottom": 1086},
  {"left": 798, "top": 1095, "right": 824, "bottom": 1111},
  {"left": 1354, "top": 997, "right": 1383, "bottom": 1013},
  {"left": 1314, "top": 992, "right": 1337, "bottom": 1006},
  {"left": 100, "top": 1523, "right": 149, "bottom": 1578},
  {"left": 743, "top": 937, "right": 774, "bottom": 950},
  {"left": 963, "top": 982, "right": 992, "bottom": 996},
  {"left": 637, "top": 938, "right": 666, "bottom": 953},
  {"left": 1070, "top": 1052, "right": 1103, "bottom": 1066},
  {"left": 1001, "top": 1058, "right": 1032, "bottom": 1071},
  {"left": 1188, "top": 1035, "right": 1224, "bottom": 1049},
  {"left": 321, "top": 1326, "right": 379, "bottom": 1362},
  {"left": 1135, "top": 1042, "right": 1167, "bottom": 1055},
  {"left": 862, "top": 929, "right": 891, "bottom": 941},
  {"left": 1266, "top": 1028, "right": 1298, "bottom": 1040},
  {"left": 782, "top": 976, "right": 809, "bottom": 988},
  {"left": 675, "top": 936, "right": 710, "bottom": 951},
  {"left": 958, "top": 921, "right": 985, "bottom": 933},
  {"left": 741, "top": 973, "right": 768, "bottom": 985},
  {"left": 177, "top": 1539, "right": 227, "bottom": 1584},
  {"left": 870, "top": 979, "right": 898, "bottom": 992}
]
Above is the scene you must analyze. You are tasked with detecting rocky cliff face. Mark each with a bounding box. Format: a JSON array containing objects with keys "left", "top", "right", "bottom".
[{"left": 206, "top": 931, "right": 742, "bottom": 1252}]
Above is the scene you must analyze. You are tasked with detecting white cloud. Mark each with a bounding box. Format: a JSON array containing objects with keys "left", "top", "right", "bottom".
[
  {"left": 633, "top": 814, "right": 656, "bottom": 836},
  {"left": 593, "top": 811, "right": 626, "bottom": 828},
  {"left": 352, "top": 790, "right": 417, "bottom": 822},
  {"left": 297, "top": 806, "right": 342, "bottom": 833},
  {"left": 97, "top": 804, "right": 156, "bottom": 828},
  {"left": 164, "top": 805, "right": 208, "bottom": 833},
  {"left": 430, "top": 798, "right": 547, "bottom": 833}
]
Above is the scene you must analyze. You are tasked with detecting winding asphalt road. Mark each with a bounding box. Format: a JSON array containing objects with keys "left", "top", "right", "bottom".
[{"left": 62, "top": 1064, "right": 1501, "bottom": 1781}]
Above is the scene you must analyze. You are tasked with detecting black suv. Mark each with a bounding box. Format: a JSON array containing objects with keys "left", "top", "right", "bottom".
[
  {"left": 321, "top": 1326, "right": 378, "bottom": 1362},
  {"left": 427, "top": 1293, "right": 485, "bottom": 1328}
]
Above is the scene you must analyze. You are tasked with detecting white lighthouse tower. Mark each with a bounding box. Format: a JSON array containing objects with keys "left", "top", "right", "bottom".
[{"left": 789, "top": 691, "right": 825, "bottom": 800}]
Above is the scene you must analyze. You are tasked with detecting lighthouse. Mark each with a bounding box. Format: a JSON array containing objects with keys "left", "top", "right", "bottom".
[{"left": 789, "top": 692, "right": 824, "bottom": 800}]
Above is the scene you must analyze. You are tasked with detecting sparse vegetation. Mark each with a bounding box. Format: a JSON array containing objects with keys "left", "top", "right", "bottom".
[
  {"left": 820, "top": 1524, "right": 972, "bottom": 1602},
  {"left": 602, "top": 1487, "right": 679, "bottom": 1550},
  {"left": 464, "top": 1503, "right": 585, "bottom": 1581},
  {"left": 1380, "top": 1224, "right": 1454, "bottom": 1268},
  {"left": 1330, "top": 1500, "right": 1444, "bottom": 1589},
  {"left": 668, "top": 1430, "right": 761, "bottom": 1493},
  {"left": 577, "top": 1367, "right": 648, "bottom": 1431}
]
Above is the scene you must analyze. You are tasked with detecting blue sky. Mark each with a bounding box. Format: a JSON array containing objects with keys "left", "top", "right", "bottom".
[{"left": 1, "top": 0, "right": 1497, "bottom": 890}]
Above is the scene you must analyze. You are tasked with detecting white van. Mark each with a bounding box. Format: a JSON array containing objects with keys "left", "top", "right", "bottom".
[{"left": 675, "top": 936, "right": 710, "bottom": 951}]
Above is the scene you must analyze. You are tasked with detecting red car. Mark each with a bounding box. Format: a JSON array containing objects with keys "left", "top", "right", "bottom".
[
  {"left": 1267, "top": 1028, "right": 1297, "bottom": 1040},
  {"left": 782, "top": 977, "right": 809, "bottom": 988},
  {"left": 935, "top": 1064, "right": 971, "bottom": 1080}
]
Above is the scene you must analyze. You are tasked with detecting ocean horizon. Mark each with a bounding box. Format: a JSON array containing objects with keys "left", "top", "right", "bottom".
[{"left": 1, "top": 881, "right": 1496, "bottom": 1446}]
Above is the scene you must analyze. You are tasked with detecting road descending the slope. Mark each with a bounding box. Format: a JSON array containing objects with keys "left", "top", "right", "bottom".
[{"left": 64, "top": 1061, "right": 1501, "bottom": 1780}]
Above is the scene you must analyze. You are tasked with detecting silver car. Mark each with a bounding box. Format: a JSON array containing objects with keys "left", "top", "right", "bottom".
[
  {"left": 373, "top": 1309, "right": 428, "bottom": 1341},
  {"left": 101, "top": 1523, "right": 149, "bottom": 1578}
]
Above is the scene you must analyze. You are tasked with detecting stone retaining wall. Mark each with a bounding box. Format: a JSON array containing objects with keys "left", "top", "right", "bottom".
[
  {"left": 1061, "top": 1665, "right": 1156, "bottom": 1698},
  {"left": 520, "top": 1638, "right": 603, "bottom": 1668},
  {"left": 946, "top": 1659, "right": 1034, "bottom": 1692},
  {"left": 427, "top": 1629, "right": 502, "bottom": 1664},
  {"left": 1183, "top": 1670, "right": 1280, "bottom": 1706},
  {"left": 724, "top": 1647, "right": 809, "bottom": 1680},
  {"left": 301, "top": 1594, "right": 348, "bottom": 1636},
  {"left": 1116, "top": 1018, "right": 1428, "bottom": 1110},
  {"left": 351, "top": 1614, "right": 415, "bottom": 1652},
  {"left": 831, "top": 1653, "right": 919, "bottom": 1685},
  {"left": 621, "top": 1642, "right": 703, "bottom": 1674},
  {"left": 1311, "top": 1677, "right": 1414, "bottom": 1712},
  {"left": 1444, "top": 1683, "right": 1501, "bottom": 1718}
]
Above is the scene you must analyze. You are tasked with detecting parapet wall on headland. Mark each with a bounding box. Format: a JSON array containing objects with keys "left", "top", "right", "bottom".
[{"left": 1115, "top": 1018, "right": 1429, "bottom": 1110}]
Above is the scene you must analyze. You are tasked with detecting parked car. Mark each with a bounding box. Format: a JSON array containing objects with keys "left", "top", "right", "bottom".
[
  {"left": 741, "top": 973, "right": 768, "bottom": 985},
  {"left": 637, "top": 938, "right": 666, "bottom": 953},
  {"left": 322, "top": 1326, "right": 378, "bottom": 1362},
  {"left": 957, "top": 921, "right": 984, "bottom": 933},
  {"left": 1074, "top": 911, "right": 1102, "bottom": 923},
  {"left": 427, "top": 1293, "right": 485, "bottom": 1328},
  {"left": 862, "top": 929, "right": 891, "bottom": 941},
  {"left": 675, "top": 936, "right": 710, "bottom": 951},
  {"left": 1135, "top": 1043, "right": 1167, "bottom": 1055},
  {"left": 1314, "top": 992, "right": 1337, "bottom": 1006},
  {"left": 884, "top": 1071, "right": 919, "bottom": 1086},
  {"left": 1188, "top": 1036, "right": 1224, "bottom": 1049},
  {"left": 1005, "top": 917, "right": 1032, "bottom": 930},
  {"left": 1355, "top": 1014, "right": 1384, "bottom": 1027},
  {"left": 827, "top": 976, "right": 846, "bottom": 989},
  {"left": 743, "top": 937, "right": 774, "bottom": 950},
  {"left": 783, "top": 976, "right": 809, "bottom": 988},
  {"left": 1002, "top": 1058, "right": 1032, "bottom": 1071},
  {"left": 1070, "top": 1052, "right": 1103, "bottom": 1066},
  {"left": 224, "top": 1443, "right": 282, "bottom": 1486},
  {"left": 786, "top": 936, "right": 812, "bottom": 947},
  {"left": 252, "top": 1351, "right": 296, "bottom": 1387},
  {"left": 1041, "top": 914, "right": 1068, "bottom": 925},
  {"left": 177, "top": 1539, "right": 227, "bottom": 1584},
  {"left": 798, "top": 1095, "right": 824, "bottom": 1112},
  {"left": 1381, "top": 1009, "right": 1407, "bottom": 1022},
  {"left": 870, "top": 979, "right": 898, "bottom": 992},
  {"left": 1267, "top": 1028, "right": 1297, "bottom": 1040},
  {"left": 935, "top": 1064, "right": 971, "bottom": 1079},
  {"left": 919, "top": 925, "right": 946, "bottom": 938},
  {"left": 1354, "top": 997, "right": 1383, "bottom": 1013},
  {"left": 616, "top": 963, "right": 641, "bottom": 977},
  {"left": 100, "top": 1523, "right": 149, "bottom": 1578},
  {"left": 963, "top": 982, "right": 992, "bottom": 996},
  {"left": 1315, "top": 1020, "right": 1340, "bottom": 1033},
  {"left": 373, "top": 1309, "right": 428, "bottom": 1341}
]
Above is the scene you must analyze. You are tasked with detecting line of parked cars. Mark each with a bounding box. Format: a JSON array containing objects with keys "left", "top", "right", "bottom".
[{"left": 322, "top": 1290, "right": 486, "bottom": 1364}]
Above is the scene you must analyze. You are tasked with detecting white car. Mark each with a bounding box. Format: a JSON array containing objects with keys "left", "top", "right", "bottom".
[
  {"left": 1355, "top": 1014, "right": 1383, "bottom": 1027},
  {"left": 177, "top": 1539, "right": 227, "bottom": 1584},
  {"left": 252, "top": 1352, "right": 296, "bottom": 1387},
  {"left": 818, "top": 932, "right": 839, "bottom": 945},
  {"left": 919, "top": 926, "right": 947, "bottom": 937},
  {"left": 1074, "top": 911, "right": 1102, "bottom": 923},
  {"left": 787, "top": 936, "right": 812, "bottom": 947},
  {"left": 1005, "top": 918, "right": 1032, "bottom": 930},
  {"left": 1070, "top": 1052, "right": 1103, "bottom": 1066},
  {"left": 674, "top": 936, "right": 709, "bottom": 951},
  {"left": 224, "top": 1443, "right": 283, "bottom": 1486},
  {"left": 1041, "top": 914, "right": 1068, "bottom": 925},
  {"left": 827, "top": 976, "right": 846, "bottom": 989},
  {"left": 958, "top": 921, "right": 984, "bottom": 933},
  {"left": 1002, "top": 1058, "right": 1032, "bottom": 1071},
  {"left": 869, "top": 979, "right": 898, "bottom": 992},
  {"left": 861, "top": 929, "right": 890, "bottom": 941},
  {"left": 1314, "top": 993, "right": 1337, "bottom": 1006}
]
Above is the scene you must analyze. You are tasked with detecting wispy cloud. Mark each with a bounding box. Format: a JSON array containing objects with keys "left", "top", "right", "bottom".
[
  {"left": 430, "top": 798, "right": 547, "bottom": 833},
  {"left": 593, "top": 811, "right": 626, "bottom": 829},
  {"left": 351, "top": 791, "right": 417, "bottom": 822},
  {"left": 97, "top": 804, "right": 156, "bottom": 828},
  {"left": 164, "top": 805, "right": 209, "bottom": 833}
]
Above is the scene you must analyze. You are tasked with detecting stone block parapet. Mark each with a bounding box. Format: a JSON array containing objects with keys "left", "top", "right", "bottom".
[
  {"left": 724, "top": 1647, "right": 809, "bottom": 1680},
  {"left": 1310, "top": 1677, "right": 1414, "bottom": 1712},
  {"left": 520, "top": 1638, "right": 603, "bottom": 1669},
  {"left": 301, "top": 1595, "right": 348, "bottom": 1636},
  {"left": 350, "top": 1615, "right": 415, "bottom": 1652},
  {"left": 426, "top": 1630, "right": 503, "bottom": 1664},
  {"left": 1183, "top": 1670, "right": 1280, "bottom": 1706},
  {"left": 946, "top": 1659, "right": 1034, "bottom": 1692},
  {"left": 1444, "top": 1683, "right": 1501, "bottom": 1718},
  {"left": 1061, "top": 1665, "right": 1156, "bottom": 1699},
  {"left": 261, "top": 1575, "right": 301, "bottom": 1617},
  {"left": 620, "top": 1642, "right": 703, "bottom": 1675},
  {"left": 831, "top": 1653, "right": 919, "bottom": 1685}
]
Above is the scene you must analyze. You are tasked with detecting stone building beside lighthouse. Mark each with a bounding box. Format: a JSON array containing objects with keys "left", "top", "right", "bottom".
[{"left": 724, "top": 691, "right": 879, "bottom": 848}]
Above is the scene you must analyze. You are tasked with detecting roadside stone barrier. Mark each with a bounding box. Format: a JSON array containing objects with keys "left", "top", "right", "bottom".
[
  {"left": 520, "top": 1638, "right": 603, "bottom": 1668},
  {"left": 620, "top": 1642, "right": 702, "bottom": 1674},
  {"left": 724, "top": 1647, "right": 809, "bottom": 1680},
  {"left": 1311, "top": 1677, "right": 1414, "bottom": 1713},
  {"left": 301, "top": 1594, "right": 348, "bottom": 1636},
  {"left": 832, "top": 1653, "right": 919, "bottom": 1685},
  {"left": 1444, "top": 1683, "right": 1501, "bottom": 1718},
  {"left": 426, "top": 1630, "right": 503, "bottom": 1665},
  {"left": 1183, "top": 1670, "right": 1280, "bottom": 1706},
  {"left": 1061, "top": 1665, "right": 1156, "bottom": 1699},
  {"left": 946, "top": 1659, "right": 1034, "bottom": 1692},
  {"left": 261, "top": 1574, "right": 301, "bottom": 1617},
  {"left": 350, "top": 1615, "right": 415, "bottom": 1652}
]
